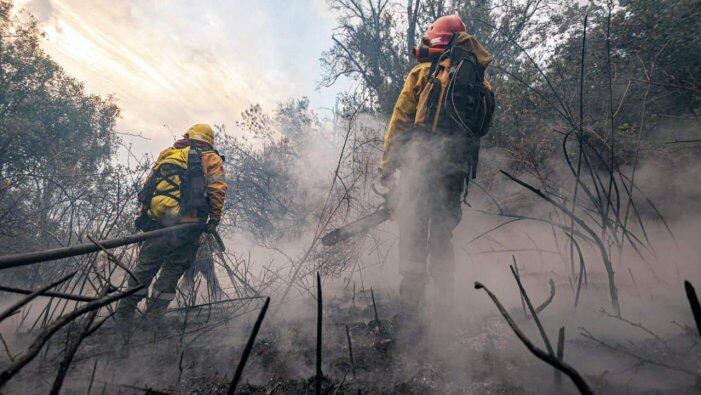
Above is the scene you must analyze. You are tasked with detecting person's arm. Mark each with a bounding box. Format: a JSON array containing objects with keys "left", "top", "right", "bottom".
[
  {"left": 203, "top": 153, "right": 228, "bottom": 224},
  {"left": 380, "top": 66, "right": 424, "bottom": 175}
]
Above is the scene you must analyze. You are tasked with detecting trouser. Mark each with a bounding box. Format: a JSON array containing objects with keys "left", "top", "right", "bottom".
[
  {"left": 115, "top": 226, "right": 202, "bottom": 321},
  {"left": 395, "top": 133, "right": 467, "bottom": 312}
]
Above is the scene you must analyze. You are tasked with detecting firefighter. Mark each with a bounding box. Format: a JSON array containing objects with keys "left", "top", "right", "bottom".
[
  {"left": 115, "top": 124, "right": 228, "bottom": 322},
  {"left": 381, "top": 15, "right": 493, "bottom": 329}
]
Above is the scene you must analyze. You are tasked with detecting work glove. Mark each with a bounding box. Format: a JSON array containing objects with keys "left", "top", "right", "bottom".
[
  {"left": 206, "top": 218, "right": 219, "bottom": 234},
  {"left": 379, "top": 168, "right": 396, "bottom": 189},
  {"left": 133, "top": 210, "right": 148, "bottom": 232}
]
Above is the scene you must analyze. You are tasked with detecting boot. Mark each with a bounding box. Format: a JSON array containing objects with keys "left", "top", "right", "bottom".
[
  {"left": 145, "top": 297, "right": 171, "bottom": 316},
  {"left": 114, "top": 297, "right": 138, "bottom": 324},
  {"left": 393, "top": 274, "right": 428, "bottom": 346},
  {"left": 430, "top": 274, "right": 458, "bottom": 346}
]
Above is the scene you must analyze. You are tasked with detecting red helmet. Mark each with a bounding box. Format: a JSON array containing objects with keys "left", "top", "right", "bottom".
[{"left": 422, "top": 15, "right": 466, "bottom": 49}]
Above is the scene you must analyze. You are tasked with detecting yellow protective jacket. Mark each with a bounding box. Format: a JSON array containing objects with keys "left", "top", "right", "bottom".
[
  {"left": 381, "top": 32, "right": 493, "bottom": 174},
  {"left": 146, "top": 144, "right": 228, "bottom": 224}
]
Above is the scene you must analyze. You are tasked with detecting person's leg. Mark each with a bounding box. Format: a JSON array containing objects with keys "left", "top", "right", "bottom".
[
  {"left": 114, "top": 239, "right": 165, "bottom": 322},
  {"left": 396, "top": 163, "right": 432, "bottom": 322},
  {"left": 427, "top": 173, "right": 464, "bottom": 311},
  {"left": 146, "top": 230, "right": 202, "bottom": 314}
]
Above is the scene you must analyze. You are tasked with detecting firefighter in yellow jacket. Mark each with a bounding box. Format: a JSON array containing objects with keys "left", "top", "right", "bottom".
[
  {"left": 115, "top": 124, "right": 228, "bottom": 322},
  {"left": 381, "top": 15, "right": 493, "bottom": 326}
]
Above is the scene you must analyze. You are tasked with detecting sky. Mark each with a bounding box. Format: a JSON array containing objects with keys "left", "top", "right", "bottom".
[{"left": 15, "top": 0, "right": 345, "bottom": 154}]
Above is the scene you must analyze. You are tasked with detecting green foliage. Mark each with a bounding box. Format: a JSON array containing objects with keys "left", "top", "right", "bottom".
[
  {"left": 0, "top": 1, "right": 126, "bottom": 262},
  {"left": 0, "top": 6, "right": 119, "bottom": 177},
  {"left": 322, "top": 0, "right": 699, "bottom": 182}
]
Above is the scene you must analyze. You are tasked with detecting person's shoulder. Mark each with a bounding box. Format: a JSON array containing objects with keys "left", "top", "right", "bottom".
[
  {"left": 201, "top": 149, "right": 225, "bottom": 163},
  {"left": 156, "top": 146, "right": 174, "bottom": 159},
  {"left": 407, "top": 62, "right": 432, "bottom": 89},
  {"left": 409, "top": 62, "right": 432, "bottom": 75}
]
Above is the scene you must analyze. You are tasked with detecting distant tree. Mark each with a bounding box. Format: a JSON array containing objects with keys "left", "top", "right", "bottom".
[
  {"left": 0, "top": 1, "right": 126, "bottom": 266},
  {"left": 219, "top": 97, "right": 327, "bottom": 242}
]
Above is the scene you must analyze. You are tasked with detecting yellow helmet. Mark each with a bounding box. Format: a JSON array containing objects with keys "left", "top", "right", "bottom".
[{"left": 186, "top": 124, "right": 215, "bottom": 147}]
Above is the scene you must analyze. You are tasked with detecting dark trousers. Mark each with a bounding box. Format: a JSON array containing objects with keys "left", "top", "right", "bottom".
[
  {"left": 115, "top": 226, "right": 202, "bottom": 320},
  {"left": 396, "top": 171, "right": 464, "bottom": 281},
  {"left": 394, "top": 132, "right": 467, "bottom": 309}
]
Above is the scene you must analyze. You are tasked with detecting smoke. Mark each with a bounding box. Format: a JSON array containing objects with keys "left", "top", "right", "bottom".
[{"left": 1, "top": 109, "right": 699, "bottom": 394}]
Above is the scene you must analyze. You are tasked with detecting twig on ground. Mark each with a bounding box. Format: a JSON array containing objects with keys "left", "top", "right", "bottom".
[
  {"left": 555, "top": 326, "right": 565, "bottom": 385},
  {"left": 346, "top": 324, "right": 355, "bottom": 375},
  {"left": 514, "top": 264, "right": 528, "bottom": 319},
  {"left": 0, "top": 284, "right": 97, "bottom": 302},
  {"left": 599, "top": 308, "right": 671, "bottom": 351},
  {"left": 87, "top": 358, "right": 98, "bottom": 395},
  {"left": 0, "top": 284, "right": 146, "bottom": 389},
  {"left": 474, "top": 281, "right": 593, "bottom": 395},
  {"left": 0, "top": 333, "right": 14, "bottom": 362},
  {"left": 580, "top": 327, "right": 699, "bottom": 378},
  {"left": 370, "top": 287, "right": 380, "bottom": 329},
  {"left": 0, "top": 271, "right": 77, "bottom": 323},
  {"left": 49, "top": 288, "right": 106, "bottom": 395},
  {"left": 332, "top": 367, "right": 351, "bottom": 395},
  {"left": 684, "top": 281, "right": 701, "bottom": 337},
  {"left": 511, "top": 258, "right": 554, "bottom": 355},
  {"left": 227, "top": 297, "right": 271, "bottom": 395}
]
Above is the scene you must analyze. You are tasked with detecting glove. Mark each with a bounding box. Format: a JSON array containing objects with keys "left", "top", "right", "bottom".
[
  {"left": 379, "top": 169, "right": 396, "bottom": 189},
  {"left": 206, "top": 218, "right": 219, "bottom": 233},
  {"left": 133, "top": 210, "right": 149, "bottom": 232}
]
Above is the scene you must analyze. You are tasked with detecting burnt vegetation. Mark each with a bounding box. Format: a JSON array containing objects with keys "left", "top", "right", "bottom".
[{"left": 0, "top": 0, "right": 699, "bottom": 394}]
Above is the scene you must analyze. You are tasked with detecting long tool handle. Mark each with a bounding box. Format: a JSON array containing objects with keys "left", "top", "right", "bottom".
[
  {"left": 0, "top": 223, "right": 206, "bottom": 269},
  {"left": 321, "top": 207, "right": 391, "bottom": 246}
]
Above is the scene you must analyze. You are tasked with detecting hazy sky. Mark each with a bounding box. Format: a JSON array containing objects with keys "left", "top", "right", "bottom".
[{"left": 16, "top": 0, "right": 344, "bottom": 152}]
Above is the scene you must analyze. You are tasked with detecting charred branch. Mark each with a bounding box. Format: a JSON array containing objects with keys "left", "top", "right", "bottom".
[
  {"left": 0, "top": 271, "right": 76, "bottom": 323},
  {"left": 227, "top": 297, "right": 270, "bottom": 395},
  {"left": 0, "top": 284, "right": 146, "bottom": 389},
  {"left": 475, "top": 281, "right": 593, "bottom": 395},
  {"left": 684, "top": 281, "right": 701, "bottom": 337}
]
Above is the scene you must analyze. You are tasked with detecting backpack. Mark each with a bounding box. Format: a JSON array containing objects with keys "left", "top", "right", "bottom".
[
  {"left": 136, "top": 141, "right": 209, "bottom": 229},
  {"left": 414, "top": 34, "right": 495, "bottom": 182}
]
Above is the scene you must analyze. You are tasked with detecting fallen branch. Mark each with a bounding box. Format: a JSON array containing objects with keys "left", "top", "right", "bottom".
[
  {"left": 49, "top": 290, "right": 107, "bottom": 395},
  {"left": 474, "top": 281, "right": 593, "bottom": 395},
  {"left": 599, "top": 308, "right": 672, "bottom": 352},
  {"left": 580, "top": 327, "right": 699, "bottom": 378},
  {"left": 0, "top": 284, "right": 146, "bottom": 388},
  {"left": 511, "top": 259, "right": 554, "bottom": 355},
  {"left": 0, "top": 271, "right": 76, "bottom": 323},
  {"left": 0, "top": 284, "right": 96, "bottom": 303}
]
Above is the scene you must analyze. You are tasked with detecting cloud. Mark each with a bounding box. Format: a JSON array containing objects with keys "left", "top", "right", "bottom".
[{"left": 16, "top": 0, "right": 342, "bottom": 153}]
